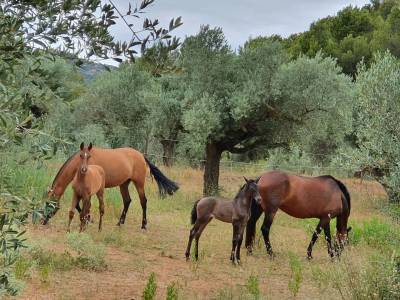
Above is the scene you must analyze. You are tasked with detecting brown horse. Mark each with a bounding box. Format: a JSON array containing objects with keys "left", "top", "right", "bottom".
[
  {"left": 44, "top": 144, "right": 179, "bottom": 229},
  {"left": 68, "top": 143, "right": 105, "bottom": 232},
  {"left": 185, "top": 178, "right": 261, "bottom": 264},
  {"left": 245, "top": 171, "right": 351, "bottom": 259}
]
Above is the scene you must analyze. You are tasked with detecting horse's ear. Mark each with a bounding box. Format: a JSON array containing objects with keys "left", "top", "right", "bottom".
[
  {"left": 243, "top": 176, "right": 249, "bottom": 183},
  {"left": 88, "top": 142, "right": 93, "bottom": 151},
  {"left": 80, "top": 142, "right": 84, "bottom": 150},
  {"left": 347, "top": 226, "right": 352, "bottom": 233}
]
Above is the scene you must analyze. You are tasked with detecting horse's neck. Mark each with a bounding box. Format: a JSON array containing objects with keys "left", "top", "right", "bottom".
[
  {"left": 234, "top": 191, "right": 252, "bottom": 210},
  {"left": 53, "top": 155, "right": 80, "bottom": 198}
]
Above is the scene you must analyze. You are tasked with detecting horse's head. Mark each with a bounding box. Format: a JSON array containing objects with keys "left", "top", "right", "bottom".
[
  {"left": 79, "top": 142, "right": 93, "bottom": 174},
  {"left": 243, "top": 177, "right": 261, "bottom": 204}
]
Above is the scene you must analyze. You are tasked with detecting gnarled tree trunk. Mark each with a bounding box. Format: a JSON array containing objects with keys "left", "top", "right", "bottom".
[
  {"left": 160, "top": 139, "right": 176, "bottom": 167},
  {"left": 203, "top": 142, "right": 223, "bottom": 196}
]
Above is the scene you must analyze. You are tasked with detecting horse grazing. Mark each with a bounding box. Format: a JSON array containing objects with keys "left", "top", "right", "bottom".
[
  {"left": 68, "top": 143, "right": 105, "bottom": 232},
  {"left": 185, "top": 178, "right": 261, "bottom": 264},
  {"left": 45, "top": 145, "right": 179, "bottom": 229},
  {"left": 245, "top": 171, "right": 351, "bottom": 259}
]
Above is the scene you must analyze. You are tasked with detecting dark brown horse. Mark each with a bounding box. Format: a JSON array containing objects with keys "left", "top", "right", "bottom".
[
  {"left": 185, "top": 178, "right": 261, "bottom": 264},
  {"left": 245, "top": 171, "right": 351, "bottom": 259},
  {"left": 44, "top": 145, "right": 179, "bottom": 229},
  {"left": 68, "top": 143, "right": 105, "bottom": 233}
]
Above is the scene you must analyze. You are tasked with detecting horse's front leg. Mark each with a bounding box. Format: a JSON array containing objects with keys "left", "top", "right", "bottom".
[
  {"left": 231, "top": 221, "right": 240, "bottom": 264},
  {"left": 68, "top": 194, "right": 79, "bottom": 232},
  {"left": 236, "top": 222, "right": 247, "bottom": 264}
]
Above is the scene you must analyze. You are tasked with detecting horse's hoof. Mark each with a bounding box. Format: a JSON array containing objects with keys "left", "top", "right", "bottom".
[
  {"left": 307, "top": 255, "right": 313, "bottom": 260},
  {"left": 41, "top": 218, "right": 48, "bottom": 225},
  {"left": 141, "top": 225, "right": 147, "bottom": 230},
  {"left": 185, "top": 254, "right": 190, "bottom": 261}
]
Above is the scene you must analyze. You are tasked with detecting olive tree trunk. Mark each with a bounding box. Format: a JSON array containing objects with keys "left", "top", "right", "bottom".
[
  {"left": 203, "top": 142, "right": 223, "bottom": 196},
  {"left": 160, "top": 139, "right": 176, "bottom": 167}
]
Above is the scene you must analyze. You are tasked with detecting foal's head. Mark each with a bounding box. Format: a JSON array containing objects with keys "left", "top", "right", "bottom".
[
  {"left": 240, "top": 177, "right": 261, "bottom": 204},
  {"left": 78, "top": 142, "right": 93, "bottom": 175}
]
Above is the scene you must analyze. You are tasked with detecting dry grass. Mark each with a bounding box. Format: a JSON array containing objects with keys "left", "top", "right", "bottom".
[{"left": 15, "top": 165, "right": 397, "bottom": 300}]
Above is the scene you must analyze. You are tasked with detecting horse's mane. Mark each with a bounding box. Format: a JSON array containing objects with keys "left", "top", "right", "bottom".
[{"left": 51, "top": 151, "right": 78, "bottom": 189}]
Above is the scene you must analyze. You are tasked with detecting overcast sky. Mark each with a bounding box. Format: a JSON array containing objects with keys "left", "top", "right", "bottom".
[{"left": 109, "top": 0, "right": 371, "bottom": 51}]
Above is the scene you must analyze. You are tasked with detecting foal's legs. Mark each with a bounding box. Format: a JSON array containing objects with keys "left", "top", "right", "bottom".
[
  {"left": 261, "top": 211, "right": 277, "bottom": 257},
  {"left": 235, "top": 223, "right": 247, "bottom": 263},
  {"left": 80, "top": 197, "right": 91, "bottom": 232},
  {"left": 231, "top": 221, "right": 241, "bottom": 262},
  {"left": 245, "top": 200, "right": 263, "bottom": 254},
  {"left": 307, "top": 220, "right": 322, "bottom": 259},
  {"left": 68, "top": 194, "right": 80, "bottom": 232},
  {"left": 133, "top": 181, "right": 148, "bottom": 229},
  {"left": 117, "top": 180, "right": 132, "bottom": 226},
  {"left": 97, "top": 190, "right": 105, "bottom": 232},
  {"left": 185, "top": 216, "right": 212, "bottom": 260}
]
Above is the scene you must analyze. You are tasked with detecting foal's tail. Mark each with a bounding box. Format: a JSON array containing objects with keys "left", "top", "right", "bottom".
[
  {"left": 144, "top": 157, "right": 179, "bottom": 197},
  {"left": 191, "top": 200, "right": 200, "bottom": 225}
]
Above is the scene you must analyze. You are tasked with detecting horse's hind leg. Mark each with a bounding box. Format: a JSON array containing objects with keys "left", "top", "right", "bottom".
[
  {"left": 97, "top": 190, "right": 105, "bottom": 232},
  {"left": 185, "top": 217, "right": 211, "bottom": 261},
  {"left": 133, "top": 181, "right": 148, "bottom": 229},
  {"left": 117, "top": 180, "right": 132, "bottom": 226},
  {"left": 307, "top": 220, "right": 322, "bottom": 259},
  {"left": 322, "top": 220, "right": 334, "bottom": 258},
  {"left": 261, "top": 211, "right": 276, "bottom": 257}
]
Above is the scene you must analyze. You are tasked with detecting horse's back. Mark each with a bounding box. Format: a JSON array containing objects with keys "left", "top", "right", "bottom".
[
  {"left": 89, "top": 147, "right": 147, "bottom": 187},
  {"left": 258, "top": 171, "right": 344, "bottom": 218},
  {"left": 197, "top": 196, "right": 233, "bottom": 223}
]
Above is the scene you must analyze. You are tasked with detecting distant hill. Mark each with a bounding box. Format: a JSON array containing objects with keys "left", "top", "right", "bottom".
[{"left": 78, "top": 62, "right": 117, "bottom": 81}]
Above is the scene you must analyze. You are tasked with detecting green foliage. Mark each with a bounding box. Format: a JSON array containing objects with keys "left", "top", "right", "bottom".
[
  {"left": 65, "top": 232, "right": 106, "bottom": 271},
  {"left": 313, "top": 254, "right": 400, "bottom": 300},
  {"left": 246, "top": 275, "right": 261, "bottom": 300},
  {"left": 288, "top": 252, "right": 302, "bottom": 297},
  {"left": 349, "top": 51, "right": 400, "bottom": 203},
  {"left": 166, "top": 282, "right": 180, "bottom": 300},
  {"left": 283, "top": 1, "right": 400, "bottom": 76},
  {"left": 143, "top": 272, "right": 157, "bottom": 300},
  {"left": 29, "top": 246, "right": 75, "bottom": 272}
]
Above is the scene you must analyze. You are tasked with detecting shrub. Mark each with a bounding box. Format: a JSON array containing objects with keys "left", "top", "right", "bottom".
[
  {"left": 166, "top": 282, "right": 179, "bottom": 300},
  {"left": 288, "top": 252, "right": 302, "bottom": 297},
  {"left": 246, "top": 275, "right": 261, "bottom": 300},
  {"left": 143, "top": 272, "right": 157, "bottom": 300}
]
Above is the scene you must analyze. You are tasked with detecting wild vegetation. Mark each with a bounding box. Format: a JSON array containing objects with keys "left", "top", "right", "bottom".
[{"left": 1, "top": 0, "right": 400, "bottom": 298}]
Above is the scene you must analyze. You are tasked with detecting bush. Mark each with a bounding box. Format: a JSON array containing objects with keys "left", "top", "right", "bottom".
[
  {"left": 65, "top": 232, "right": 106, "bottom": 271},
  {"left": 143, "top": 272, "right": 157, "bottom": 300},
  {"left": 166, "top": 282, "right": 179, "bottom": 300},
  {"left": 246, "top": 275, "right": 261, "bottom": 300},
  {"left": 313, "top": 254, "right": 400, "bottom": 299},
  {"left": 288, "top": 252, "right": 302, "bottom": 297}
]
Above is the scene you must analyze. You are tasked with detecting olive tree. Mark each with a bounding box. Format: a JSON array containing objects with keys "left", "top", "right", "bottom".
[
  {"left": 351, "top": 51, "right": 400, "bottom": 202},
  {"left": 180, "top": 27, "right": 353, "bottom": 195}
]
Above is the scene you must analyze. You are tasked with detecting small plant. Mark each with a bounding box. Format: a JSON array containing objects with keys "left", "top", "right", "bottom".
[
  {"left": 143, "top": 272, "right": 157, "bottom": 300},
  {"left": 246, "top": 274, "right": 261, "bottom": 299},
  {"left": 14, "top": 256, "right": 32, "bottom": 280},
  {"left": 288, "top": 252, "right": 302, "bottom": 297},
  {"left": 166, "top": 281, "right": 179, "bottom": 300},
  {"left": 38, "top": 264, "right": 51, "bottom": 284},
  {"left": 29, "top": 246, "right": 74, "bottom": 272},
  {"left": 65, "top": 232, "right": 106, "bottom": 271}
]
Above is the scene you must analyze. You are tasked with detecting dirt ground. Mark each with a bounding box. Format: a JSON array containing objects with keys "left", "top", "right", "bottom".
[{"left": 16, "top": 166, "right": 390, "bottom": 300}]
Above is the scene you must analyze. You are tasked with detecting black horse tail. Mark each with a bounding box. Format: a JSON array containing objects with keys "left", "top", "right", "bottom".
[
  {"left": 191, "top": 200, "right": 200, "bottom": 225},
  {"left": 331, "top": 176, "right": 351, "bottom": 214},
  {"left": 144, "top": 157, "right": 179, "bottom": 197}
]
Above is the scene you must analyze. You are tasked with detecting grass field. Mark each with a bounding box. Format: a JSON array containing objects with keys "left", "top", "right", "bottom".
[{"left": 9, "top": 162, "right": 400, "bottom": 299}]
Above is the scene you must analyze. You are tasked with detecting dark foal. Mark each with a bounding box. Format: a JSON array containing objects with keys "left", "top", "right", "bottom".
[
  {"left": 245, "top": 171, "right": 352, "bottom": 259},
  {"left": 185, "top": 178, "right": 261, "bottom": 264}
]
